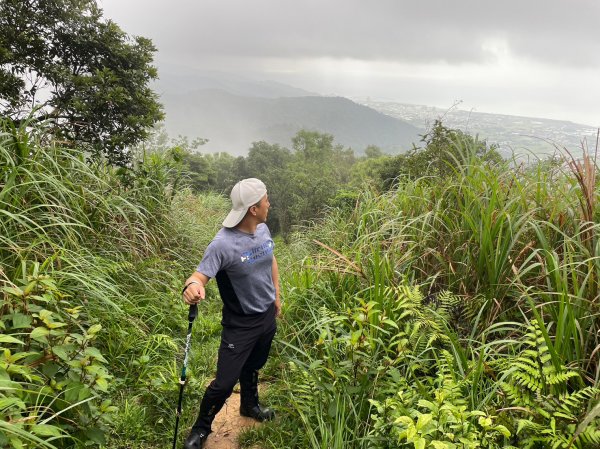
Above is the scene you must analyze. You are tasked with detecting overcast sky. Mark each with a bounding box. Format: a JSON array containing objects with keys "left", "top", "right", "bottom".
[{"left": 99, "top": 0, "right": 600, "bottom": 126}]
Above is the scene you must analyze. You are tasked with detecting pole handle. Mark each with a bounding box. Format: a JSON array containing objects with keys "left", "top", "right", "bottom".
[{"left": 188, "top": 303, "right": 198, "bottom": 322}]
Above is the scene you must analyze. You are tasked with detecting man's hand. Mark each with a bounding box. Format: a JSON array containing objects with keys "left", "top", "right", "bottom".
[
  {"left": 183, "top": 282, "right": 205, "bottom": 305},
  {"left": 272, "top": 256, "right": 281, "bottom": 318},
  {"left": 274, "top": 297, "right": 282, "bottom": 318},
  {"left": 182, "top": 273, "right": 209, "bottom": 305}
]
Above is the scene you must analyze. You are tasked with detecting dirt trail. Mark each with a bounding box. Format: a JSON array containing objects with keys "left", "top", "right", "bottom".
[{"left": 204, "top": 391, "right": 259, "bottom": 449}]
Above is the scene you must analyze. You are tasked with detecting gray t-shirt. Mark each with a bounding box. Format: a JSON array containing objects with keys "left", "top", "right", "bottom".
[{"left": 197, "top": 223, "right": 276, "bottom": 317}]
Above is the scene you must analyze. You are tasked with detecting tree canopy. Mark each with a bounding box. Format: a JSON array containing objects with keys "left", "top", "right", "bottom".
[
  {"left": 378, "top": 119, "right": 503, "bottom": 188},
  {"left": 138, "top": 122, "right": 503, "bottom": 238},
  {"left": 0, "top": 0, "right": 163, "bottom": 165}
]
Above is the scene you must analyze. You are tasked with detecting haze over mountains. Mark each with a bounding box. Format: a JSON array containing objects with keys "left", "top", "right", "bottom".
[
  {"left": 358, "top": 100, "right": 598, "bottom": 159},
  {"left": 156, "top": 71, "right": 597, "bottom": 157},
  {"left": 158, "top": 72, "right": 422, "bottom": 155}
]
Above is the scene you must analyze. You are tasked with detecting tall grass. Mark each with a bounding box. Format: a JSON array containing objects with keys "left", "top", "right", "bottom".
[
  {"left": 4, "top": 116, "right": 599, "bottom": 447},
  {"left": 0, "top": 118, "right": 228, "bottom": 448},
  {"left": 255, "top": 137, "right": 600, "bottom": 448}
]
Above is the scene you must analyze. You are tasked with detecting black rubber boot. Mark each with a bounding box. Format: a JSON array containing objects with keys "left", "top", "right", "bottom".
[
  {"left": 187, "top": 383, "right": 226, "bottom": 446},
  {"left": 183, "top": 430, "right": 208, "bottom": 449},
  {"left": 240, "top": 402, "right": 275, "bottom": 421},
  {"left": 239, "top": 370, "right": 275, "bottom": 421}
]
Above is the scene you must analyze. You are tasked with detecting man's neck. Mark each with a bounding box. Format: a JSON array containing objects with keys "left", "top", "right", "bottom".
[{"left": 235, "top": 218, "right": 258, "bottom": 234}]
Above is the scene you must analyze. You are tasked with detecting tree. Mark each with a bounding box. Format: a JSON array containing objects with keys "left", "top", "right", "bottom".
[
  {"left": 378, "top": 120, "right": 504, "bottom": 188},
  {"left": 350, "top": 154, "right": 394, "bottom": 191},
  {"left": 364, "top": 144, "right": 383, "bottom": 159},
  {"left": 0, "top": 0, "right": 163, "bottom": 165},
  {"left": 125, "top": 124, "right": 212, "bottom": 191},
  {"left": 292, "top": 129, "right": 335, "bottom": 162},
  {"left": 246, "top": 141, "right": 291, "bottom": 176},
  {"left": 284, "top": 130, "right": 344, "bottom": 236},
  {"left": 409, "top": 120, "right": 502, "bottom": 178},
  {"left": 245, "top": 141, "right": 292, "bottom": 234}
]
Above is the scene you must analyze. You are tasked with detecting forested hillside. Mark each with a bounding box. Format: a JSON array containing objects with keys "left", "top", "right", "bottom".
[{"left": 163, "top": 89, "right": 422, "bottom": 154}]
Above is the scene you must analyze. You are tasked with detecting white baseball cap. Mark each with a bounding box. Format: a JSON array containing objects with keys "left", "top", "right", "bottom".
[{"left": 222, "top": 178, "right": 267, "bottom": 228}]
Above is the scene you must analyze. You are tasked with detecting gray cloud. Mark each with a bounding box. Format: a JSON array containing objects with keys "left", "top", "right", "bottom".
[
  {"left": 98, "top": 0, "right": 600, "bottom": 126},
  {"left": 101, "top": 0, "right": 600, "bottom": 67}
]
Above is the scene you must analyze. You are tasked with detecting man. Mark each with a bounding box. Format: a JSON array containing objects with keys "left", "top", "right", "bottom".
[{"left": 182, "top": 178, "right": 281, "bottom": 449}]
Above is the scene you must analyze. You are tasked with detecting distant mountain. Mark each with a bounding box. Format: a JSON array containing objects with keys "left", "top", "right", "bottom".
[
  {"left": 153, "top": 70, "right": 597, "bottom": 158},
  {"left": 357, "top": 99, "right": 598, "bottom": 159},
  {"left": 155, "top": 69, "right": 319, "bottom": 99},
  {"left": 161, "top": 89, "right": 422, "bottom": 154}
]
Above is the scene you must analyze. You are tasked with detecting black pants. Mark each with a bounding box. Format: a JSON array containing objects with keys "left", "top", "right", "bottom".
[{"left": 191, "top": 310, "right": 276, "bottom": 433}]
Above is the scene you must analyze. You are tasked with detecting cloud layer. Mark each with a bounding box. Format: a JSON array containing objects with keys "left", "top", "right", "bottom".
[
  {"left": 103, "top": 0, "right": 600, "bottom": 67},
  {"left": 99, "top": 0, "right": 600, "bottom": 125}
]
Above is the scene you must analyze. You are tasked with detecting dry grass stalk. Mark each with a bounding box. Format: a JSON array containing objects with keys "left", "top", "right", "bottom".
[
  {"left": 558, "top": 131, "right": 599, "bottom": 249},
  {"left": 312, "top": 239, "right": 366, "bottom": 279}
]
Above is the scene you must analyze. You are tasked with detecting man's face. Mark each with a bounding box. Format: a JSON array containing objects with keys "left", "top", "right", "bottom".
[{"left": 252, "top": 194, "right": 270, "bottom": 223}]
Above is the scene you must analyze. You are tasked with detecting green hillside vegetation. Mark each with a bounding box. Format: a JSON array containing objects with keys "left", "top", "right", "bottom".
[
  {"left": 1, "top": 115, "right": 599, "bottom": 448},
  {"left": 155, "top": 121, "right": 502, "bottom": 240},
  {"left": 263, "top": 139, "right": 600, "bottom": 448},
  {"left": 2, "top": 2, "right": 599, "bottom": 448},
  {"left": 0, "top": 117, "right": 223, "bottom": 447}
]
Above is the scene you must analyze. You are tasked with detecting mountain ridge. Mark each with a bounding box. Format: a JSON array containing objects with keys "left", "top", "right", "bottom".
[
  {"left": 154, "top": 72, "right": 597, "bottom": 158},
  {"left": 161, "top": 88, "right": 423, "bottom": 154}
]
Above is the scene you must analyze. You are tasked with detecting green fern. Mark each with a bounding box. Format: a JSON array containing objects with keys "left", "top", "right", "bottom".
[
  {"left": 370, "top": 349, "right": 511, "bottom": 448},
  {"left": 499, "top": 319, "right": 600, "bottom": 448},
  {"left": 577, "top": 427, "right": 600, "bottom": 447},
  {"left": 390, "top": 286, "right": 459, "bottom": 366}
]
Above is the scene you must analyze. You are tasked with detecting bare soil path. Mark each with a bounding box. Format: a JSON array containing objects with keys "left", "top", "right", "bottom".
[{"left": 204, "top": 391, "right": 259, "bottom": 449}]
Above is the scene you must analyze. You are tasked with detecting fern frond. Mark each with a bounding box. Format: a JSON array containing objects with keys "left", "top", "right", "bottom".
[
  {"left": 545, "top": 369, "right": 579, "bottom": 385},
  {"left": 558, "top": 387, "right": 599, "bottom": 413},
  {"left": 577, "top": 427, "right": 600, "bottom": 445}
]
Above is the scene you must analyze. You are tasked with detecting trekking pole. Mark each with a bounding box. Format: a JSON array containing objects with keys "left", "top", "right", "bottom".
[{"left": 172, "top": 303, "right": 198, "bottom": 449}]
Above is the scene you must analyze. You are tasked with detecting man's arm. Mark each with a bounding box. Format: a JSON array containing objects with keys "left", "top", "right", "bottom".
[
  {"left": 183, "top": 272, "right": 210, "bottom": 305},
  {"left": 272, "top": 256, "right": 281, "bottom": 317}
]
